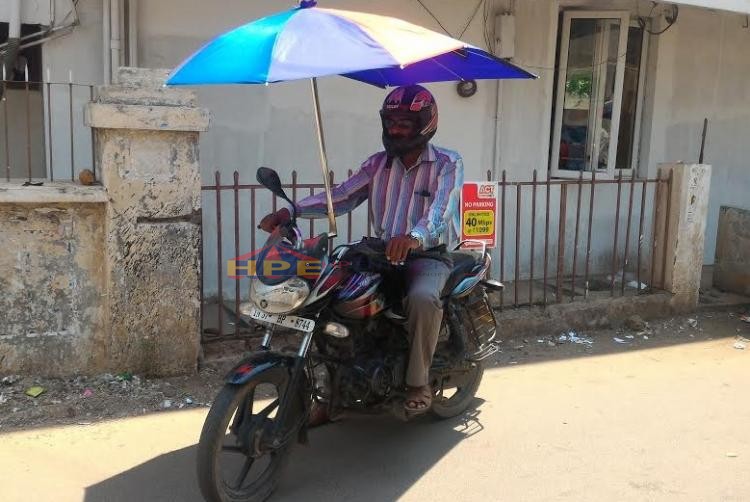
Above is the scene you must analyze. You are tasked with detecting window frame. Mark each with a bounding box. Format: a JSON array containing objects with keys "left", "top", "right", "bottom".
[
  {"left": 627, "top": 18, "right": 650, "bottom": 176},
  {"left": 550, "top": 10, "right": 633, "bottom": 180}
]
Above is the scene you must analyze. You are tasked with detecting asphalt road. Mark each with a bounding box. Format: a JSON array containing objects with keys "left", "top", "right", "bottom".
[{"left": 2, "top": 330, "right": 748, "bottom": 501}]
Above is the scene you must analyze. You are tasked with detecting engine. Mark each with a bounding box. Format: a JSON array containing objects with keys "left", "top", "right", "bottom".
[
  {"left": 338, "top": 352, "right": 406, "bottom": 407},
  {"left": 319, "top": 317, "right": 409, "bottom": 407}
]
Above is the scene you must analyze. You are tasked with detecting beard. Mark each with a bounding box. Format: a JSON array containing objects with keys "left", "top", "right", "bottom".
[{"left": 382, "top": 131, "right": 425, "bottom": 158}]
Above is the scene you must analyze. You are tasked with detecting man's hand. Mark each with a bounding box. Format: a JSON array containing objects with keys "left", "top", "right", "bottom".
[
  {"left": 386, "top": 235, "right": 421, "bottom": 265},
  {"left": 258, "top": 208, "right": 291, "bottom": 232}
]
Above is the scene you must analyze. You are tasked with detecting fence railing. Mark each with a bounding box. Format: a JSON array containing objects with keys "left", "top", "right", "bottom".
[
  {"left": 199, "top": 168, "right": 672, "bottom": 343},
  {"left": 1, "top": 77, "right": 96, "bottom": 182},
  {"left": 492, "top": 169, "right": 672, "bottom": 309}
]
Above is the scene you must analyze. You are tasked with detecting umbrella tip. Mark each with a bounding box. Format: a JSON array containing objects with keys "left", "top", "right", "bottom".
[{"left": 298, "top": 0, "right": 317, "bottom": 8}]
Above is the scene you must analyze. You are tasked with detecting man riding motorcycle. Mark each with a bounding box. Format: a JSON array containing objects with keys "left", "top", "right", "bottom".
[{"left": 260, "top": 84, "right": 464, "bottom": 414}]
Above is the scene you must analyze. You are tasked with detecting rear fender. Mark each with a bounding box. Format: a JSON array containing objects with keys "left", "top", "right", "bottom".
[{"left": 224, "top": 351, "right": 296, "bottom": 385}]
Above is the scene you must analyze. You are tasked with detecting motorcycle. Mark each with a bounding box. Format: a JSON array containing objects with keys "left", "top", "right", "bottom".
[{"left": 197, "top": 167, "right": 504, "bottom": 501}]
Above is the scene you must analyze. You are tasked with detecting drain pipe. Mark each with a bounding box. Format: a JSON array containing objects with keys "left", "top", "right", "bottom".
[
  {"left": 110, "top": 0, "right": 122, "bottom": 83},
  {"left": 128, "top": 0, "right": 138, "bottom": 67},
  {"left": 3, "top": 0, "right": 22, "bottom": 81},
  {"left": 103, "top": 0, "right": 111, "bottom": 84}
]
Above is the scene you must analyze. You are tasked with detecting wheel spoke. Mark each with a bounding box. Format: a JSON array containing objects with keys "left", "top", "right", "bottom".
[
  {"left": 256, "top": 397, "right": 279, "bottom": 419},
  {"left": 230, "top": 388, "right": 256, "bottom": 433},
  {"left": 233, "top": 456, "right": 255, "bottom": 490}
]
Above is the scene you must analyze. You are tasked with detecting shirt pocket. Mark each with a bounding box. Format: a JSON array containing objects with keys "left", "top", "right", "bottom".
[{"left": 412, "top": 188, "right": 434, "bottom": 222}]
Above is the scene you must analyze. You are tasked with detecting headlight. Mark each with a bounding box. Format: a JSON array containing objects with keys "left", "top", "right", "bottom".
[{"left": 249, "top": 276, "right": 310, "bottom": 314}]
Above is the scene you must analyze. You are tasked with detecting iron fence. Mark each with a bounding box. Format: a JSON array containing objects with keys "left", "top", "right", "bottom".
[
  {"left": 199, "top": 168, "right": 672, "bottom": 343},
  {"left": 1, "top": 76, "right": 96, "bottom": 182},
  {"left": 493, "top": 169, "right": 672, "bottom": 309}
]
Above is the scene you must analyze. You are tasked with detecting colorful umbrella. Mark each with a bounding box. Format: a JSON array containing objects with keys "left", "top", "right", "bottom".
[
  {"left": 166, "top": 0, "right": 535, "bottom": 235},
  {"left": 166, "top": 2, "right": 535, "bottom": 87}
]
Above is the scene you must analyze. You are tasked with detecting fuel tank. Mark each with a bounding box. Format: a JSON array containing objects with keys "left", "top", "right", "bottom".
[{"left": 332, "top": 271, "right": 386, "bottom": 319}]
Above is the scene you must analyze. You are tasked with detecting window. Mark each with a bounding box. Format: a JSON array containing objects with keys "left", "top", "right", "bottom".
[
  {"left": 1, "top": 23, "right": 44, "bottom": 88},
  {"left": 551, "top": 11, "right": 647, "bottom": 178}
]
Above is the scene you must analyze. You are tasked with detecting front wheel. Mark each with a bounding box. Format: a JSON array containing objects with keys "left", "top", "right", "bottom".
[{"left": 196, "top": 367, "right": 304, "bottom": 502}]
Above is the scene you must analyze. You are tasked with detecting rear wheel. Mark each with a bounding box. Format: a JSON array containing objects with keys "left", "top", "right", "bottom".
[
  {"left": 430, "top": 303, "right": 488, "bottom": 419},
  {"left": 196, "top": 367, "right": 305, "bottom": 502},
  {"left": 430, "top": 362, "right": 484, "bottom": 418}
]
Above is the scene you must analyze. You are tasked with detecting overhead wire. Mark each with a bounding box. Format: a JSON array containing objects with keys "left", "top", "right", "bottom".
[
  {"left": 414, "top": 0, "right": 451, "bottom": 36},
  {"left": 458, "top": 0, "right": 485, "bottom": 39},
  {"left": 483, "top": 0, "right": 495, "bottom": 53},
  {"left": 637, "top": 3, "right": 678, "bottom": 35},
  {"left": 415, "top": 0, "right": 487, "bottom": 40}
]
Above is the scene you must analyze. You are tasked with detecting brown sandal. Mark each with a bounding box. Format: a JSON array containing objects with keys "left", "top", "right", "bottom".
[
  {"left": 308, "top": 401, "right": 331, "bottom": 428},
  {"left": 404, "top": 385, "right": 433, "bottom": 414}
]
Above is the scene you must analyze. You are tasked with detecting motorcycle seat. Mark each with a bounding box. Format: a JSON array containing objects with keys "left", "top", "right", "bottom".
[{"left": 441, "top": 251, "right": 482, "bottom": 297}]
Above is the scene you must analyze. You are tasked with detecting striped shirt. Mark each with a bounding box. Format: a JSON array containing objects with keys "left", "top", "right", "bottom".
[{"left": 296, "top": 144, "right": 464, "bottom": 248}]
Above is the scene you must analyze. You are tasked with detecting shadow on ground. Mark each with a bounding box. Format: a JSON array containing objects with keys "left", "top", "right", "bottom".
[{"left": 83, "top": 400, "right": 486, "bottom": 502}]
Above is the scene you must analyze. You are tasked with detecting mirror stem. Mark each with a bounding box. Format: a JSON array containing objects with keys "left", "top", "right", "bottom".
[{"left": 310, "top": 77, "right": 337, "bottom": 238}]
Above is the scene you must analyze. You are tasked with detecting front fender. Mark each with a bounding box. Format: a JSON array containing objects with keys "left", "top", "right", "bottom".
[{"left": 225, "top": 350, "right": 296, "bottom": 385}]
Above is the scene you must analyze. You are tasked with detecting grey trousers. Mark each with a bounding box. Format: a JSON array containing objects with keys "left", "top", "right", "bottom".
[{"left": 404, "top": 258, "right": 452, "bottom": 387}]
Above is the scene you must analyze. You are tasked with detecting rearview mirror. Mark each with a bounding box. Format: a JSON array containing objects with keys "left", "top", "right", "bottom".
[
  {"left": 256, "top": 167, "right": 297, "bottom": 220},
  {"left": 256, "top": 167, "right": 285, "bottom": 197}
]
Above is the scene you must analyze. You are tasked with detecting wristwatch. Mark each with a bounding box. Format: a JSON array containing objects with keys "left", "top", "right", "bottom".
[{"left": 408, "top": 231, "right": 424, "bottom": 247}]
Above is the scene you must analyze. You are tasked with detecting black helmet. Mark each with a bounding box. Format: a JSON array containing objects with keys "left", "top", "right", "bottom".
[{"left": 380, "top": 85, "right": 438, "bottom": 157}]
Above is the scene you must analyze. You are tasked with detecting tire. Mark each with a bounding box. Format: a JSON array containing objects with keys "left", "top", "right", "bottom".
[
  {"left": 197, "top": 367, "right": 303, "bottom": 502},
  {"left": 430, "top": 362, "right": 484, "bottom": 419}
]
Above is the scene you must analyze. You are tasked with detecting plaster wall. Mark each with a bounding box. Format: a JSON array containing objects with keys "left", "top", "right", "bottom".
[
  {"left": 0, "top": 185, "right": 108, "bottom": 376},
  {"left": 0, "top": 68, "right": 207, "bottom": 377},
  {"left": 640, "top": 6, "right": 750, "bottom": 263},
  {"left": 713, "top": 206, "right": 750, "bottom": 295}
]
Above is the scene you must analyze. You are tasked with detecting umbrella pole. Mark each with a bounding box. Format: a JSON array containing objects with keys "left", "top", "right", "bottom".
[{"left": 310, "top": 77, "right": 337, "bottom": 237}]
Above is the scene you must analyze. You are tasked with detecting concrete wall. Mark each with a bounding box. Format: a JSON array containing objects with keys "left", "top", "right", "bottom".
[
  {"left": 714, "top": 206, "right": 750, "bottom": 295},
  {"left": 640, "top": 6, "right": 750, "bottom": 263},
  {"left": 0, "top": 69, "right": 208, "bottom": 377},
  {"left": 0, "top": 185, "right": 108, "bottom": 375}
]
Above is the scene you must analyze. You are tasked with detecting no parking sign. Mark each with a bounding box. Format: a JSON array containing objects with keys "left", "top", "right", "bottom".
[{"left": 460, "top": 182, "right": 498, "bottom": 249}]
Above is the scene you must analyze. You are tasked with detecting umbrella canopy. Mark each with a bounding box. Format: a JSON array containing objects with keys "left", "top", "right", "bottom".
[{"left": 166, "top": 1, "right": 535, "bottom": 87}]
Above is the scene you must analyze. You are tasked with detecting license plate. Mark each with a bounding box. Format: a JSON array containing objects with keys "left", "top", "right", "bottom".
[{"left": 248, "top": 306, "right": 316, "bottom": 333}]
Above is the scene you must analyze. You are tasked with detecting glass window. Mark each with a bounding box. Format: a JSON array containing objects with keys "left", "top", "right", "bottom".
[{"left": 551, "top": 12, "right": 645, "bottom": 178}]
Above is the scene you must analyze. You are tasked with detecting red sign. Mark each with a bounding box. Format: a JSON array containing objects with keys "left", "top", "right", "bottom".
[{"left": 460, "top": 182, "right": 498, "bottom": 249}]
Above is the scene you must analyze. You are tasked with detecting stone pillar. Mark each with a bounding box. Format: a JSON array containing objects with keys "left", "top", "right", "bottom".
[
  {"left": 653, "top": 163, "right": 712, "bottom": 312},
  {"left": 85, "top": 68, "right": 209, "bottom": 375}
]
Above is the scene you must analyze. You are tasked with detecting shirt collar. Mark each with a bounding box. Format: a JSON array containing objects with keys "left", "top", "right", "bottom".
[
  {"left": 424, "top": 143, "right": 437, "bottom": 163},
  {"left": 397, "top": 143, "right": 437, "bottom": 171}
]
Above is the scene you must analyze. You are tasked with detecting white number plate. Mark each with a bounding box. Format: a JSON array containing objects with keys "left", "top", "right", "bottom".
[{"left": 248, "top": 307, "right": 316, "bottom": 333}]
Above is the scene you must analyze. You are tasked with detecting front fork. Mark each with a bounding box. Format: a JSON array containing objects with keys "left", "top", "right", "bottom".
[{"left": 263, "top": 325, "right": 315, "bottom": 447}]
